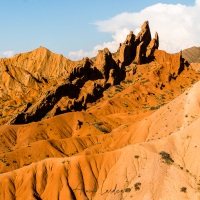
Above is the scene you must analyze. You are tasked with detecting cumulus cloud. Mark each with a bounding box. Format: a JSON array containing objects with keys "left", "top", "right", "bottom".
[
  {"left": 0, "top": 51, "right": 15, "bottom": 58},
  {"left": 68, "top": 0, "right": 200, "bottom": 60},
  {"left": 68, "top": 28, "right": 129, "bottom": 60}
]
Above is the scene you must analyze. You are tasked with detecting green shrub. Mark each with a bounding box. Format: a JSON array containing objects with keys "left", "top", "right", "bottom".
[
  {"left": 134, "top": 182, "right": 141, "bottom": 191},
  {"left": 180, "top": 187, "right": 187, "bottom": 193},
  {"left": 159, "top": 151, "right": 174, "bottom": 165}
]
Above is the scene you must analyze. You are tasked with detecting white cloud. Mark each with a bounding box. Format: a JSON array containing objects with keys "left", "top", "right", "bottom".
[
  {"left": 68, "top": 28, "right": 130, "bottom": 60},
  {"left": 196, "top": 0, "right": 200, "bottom": 5},
  {"left": 68, "top": 0, "right": 200, "bottom": 60},
  {"left": 0, "top": 51, "right": 15, "bottom": 58}
]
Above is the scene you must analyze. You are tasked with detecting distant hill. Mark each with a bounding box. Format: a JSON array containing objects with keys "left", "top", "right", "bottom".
[{"left": 182, "top": 46, "right": 200, "bottom": 63}]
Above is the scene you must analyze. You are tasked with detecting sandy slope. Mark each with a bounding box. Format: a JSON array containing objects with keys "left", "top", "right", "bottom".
[
  {"left": 1, "top": 79, "right": 200, "bottom": 199},
  {"left": 1, "top": 22, "right": 200, "bottom": 199}
]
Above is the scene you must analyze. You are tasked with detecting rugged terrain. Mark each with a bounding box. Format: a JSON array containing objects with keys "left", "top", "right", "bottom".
[{"left": 1, "top": 21, "right": 200, "bottom": 199}]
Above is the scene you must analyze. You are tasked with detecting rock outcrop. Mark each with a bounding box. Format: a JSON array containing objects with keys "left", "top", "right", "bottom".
[
  {"left": 1, "top": 20, "right": 200, "bottom": 200},
  {"left": 146, "top": 32, "right": 159, "bottom": 59},
  {"left": 117, "top": 31, "right": 136, "bottom": 66},
  {"left": 154, "top": 49, "right": 185, "bottom": 82},
  {"left": 134, "top": 21, "right": 152, "bottom": 64},
  {"left": 0, "top": 21, "right": 190, "bottom": 126},
  {"left": 116, "top": 21, "right": 159, "bottom": 66}
]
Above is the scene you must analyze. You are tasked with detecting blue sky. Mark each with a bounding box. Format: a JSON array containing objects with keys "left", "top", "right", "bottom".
[{"left": 0, "top": 0, "right": 198, "bottom": 59}]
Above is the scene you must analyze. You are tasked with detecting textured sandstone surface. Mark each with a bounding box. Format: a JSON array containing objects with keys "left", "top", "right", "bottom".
[{"left": 1, "top": 21, "right": 200, "bottom": 199}]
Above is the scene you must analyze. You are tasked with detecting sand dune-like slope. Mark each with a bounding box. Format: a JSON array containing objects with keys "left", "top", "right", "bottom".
[
  {"left": 1, "top": 81, "right": 200, "bottom": 199},
  {"left": 1, "top": 21, "right": 200, "bottom": 200}
]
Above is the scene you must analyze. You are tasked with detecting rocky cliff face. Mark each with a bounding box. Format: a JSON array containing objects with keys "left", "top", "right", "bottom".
[
  {"left": 153, "top": 49, "right": 185, "bottom": 82},
  {"left": 116, "top": 21, "right": 159, "bottom": 66},
  {"left": 0, "top": 21, "right": 192, "bottom": 126}
]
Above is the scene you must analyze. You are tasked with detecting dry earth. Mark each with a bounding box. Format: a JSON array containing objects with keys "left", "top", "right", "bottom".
[{"left": 1, "top": 21, "right": 200, "bottom": 200}]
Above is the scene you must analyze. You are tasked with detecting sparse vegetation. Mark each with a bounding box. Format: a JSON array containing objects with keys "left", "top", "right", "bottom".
[
  {"left": 180, "top": 187, "right": 187, "bottom": 193},
  {"left": 1, "top": 20, "right": 200, "bottom": 199},
  {"left": 93, "top": 121, "right": 110, "bottom": 133},
  {"left": 150, "top": 103, "right": 165, "bottom": 110},
  {"left": 122, "top": 80, "right": 132, "bottom": 84},
  {"left": 178, "top": 165, "right": 183, "bottom": 170},
  {"left": 134, "top": 155, "right": 140, "bottom": 159},
  {"left": 125, "top": 188, "right": 131, "bottom": 192},
  {"left": 141, "top": 79, "right": 150, "bottom": 84},
  {"left": 115, "top": 84, "right": 124, "bottom": 92},
  {"left": 123, "top": 101, "right": 128, "bottom": 107},
  {"left": 134, "top": 182, "right": 141, "bottom": 191},
  {"left": 159, "top": 151, "right": 174, "bottom": 165},
  {"left": 179, "top": 85, "right": 184, "bottom": 89}
]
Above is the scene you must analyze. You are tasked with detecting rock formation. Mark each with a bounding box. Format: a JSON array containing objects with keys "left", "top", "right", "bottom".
[
  {"left": 153, "top": 49, "right": 185, "bottom": 82},
  {"left": 0, "top": 21, "right": 193, "bottom": 126},
  {"left": 116, "top": 21, "right": 159, "bottom": 66},
  {"left": 146, "top": 32, "right": 159, "bottom": 59},
  {"left": 117, "top": 31, "right": 136, "bottom": 66},
  {"left": 1, "top": 21, "right": 200, "bottom": 200}
]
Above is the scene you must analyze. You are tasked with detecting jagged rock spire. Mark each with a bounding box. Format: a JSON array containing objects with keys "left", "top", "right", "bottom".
[
  {"left": 146, "top": 32, "right": 159, "bottom": 59},
  {"left": 116, "top": 21, "right": 159, "bottom": 65}
]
